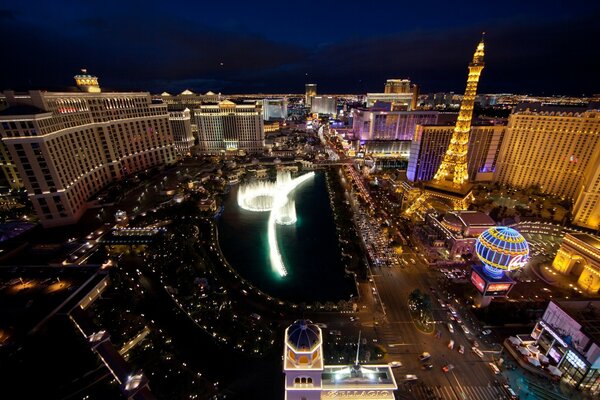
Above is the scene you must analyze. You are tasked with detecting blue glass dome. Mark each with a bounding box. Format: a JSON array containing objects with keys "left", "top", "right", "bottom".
[
  {"left": 475, "top": 227, "right": 529, "bottom": 278},
  {"left": 287, "top": 320, "right": 320, "bottom": 350}
]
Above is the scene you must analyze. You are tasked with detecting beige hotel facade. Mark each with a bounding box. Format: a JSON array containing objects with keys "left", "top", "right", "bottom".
[
  {"left": 0, "top": 90, "right": 176, "bottom": 227},
  {"left": 495, "top": 106, "right": 600, "bottom": 229}
]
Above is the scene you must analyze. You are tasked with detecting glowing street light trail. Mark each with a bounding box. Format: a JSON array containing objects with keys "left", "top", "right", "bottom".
[{"left": 238, "top": 171, "right": 315, "bottom": 277}]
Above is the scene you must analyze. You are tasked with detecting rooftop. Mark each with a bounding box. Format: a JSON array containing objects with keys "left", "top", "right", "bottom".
[
  {"left": 570, "top": 233, "right": 600, "bottom": 251},
  {"left": 321, "top": 364, "right": 397, "bottom": 391},
  {"left": 0, "top": 105, "right": 46, "bottom": 116},
  {"left": 0, "top": 265, "right": 107, "bottom": 344}
]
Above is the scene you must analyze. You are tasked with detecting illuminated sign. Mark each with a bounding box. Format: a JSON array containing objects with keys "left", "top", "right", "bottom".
[
  {"left": 323, "top": 390, "right": 392, "bottom": 399},
  {"left": 548, "top": 347, "right": 563, "bottom": 364},
  {"left": 470, "top": 270, "right": 485, "bottom": 293},
  {"left": 486, "top": 283, "right": 511, "bottom": 293},
  {"left": 507, "top": 254, "right": 528, "bottom": 270},
  {"left": 539, "top": 321, "right": 568, "bottom": 347}
]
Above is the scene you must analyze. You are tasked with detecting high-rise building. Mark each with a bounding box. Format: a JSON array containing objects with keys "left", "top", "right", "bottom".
[
  {"left": 310, "top": 96, "right": 336, "bottom": 115},
  {"left": 383, "top": 79, "right": 419, "bottom": 109},
  {"left": 168, "top": 109, "right": 195, "bottom": 156},
  {"left": 433, "top": 37, "right": 485, "bottom": 187},
  {"left": 407, "top": 124, "right": 505, "bottom": 182},
  {"left": 194, "top": 100, "right": 264, "bottom": 155},
  {"left": 495, "top": 104, "right": 600, "bottom": 229},
  {"left": 352, "top": 109, "right": 453, "bottom": 141},
  {"left": 384, "top": 79, "right": 412, "bottom": 94},
  {"left": 573, "top": 148, "right": 600, "bottom": 230},
  {"left": 366, "top": 92, "right": 416, "bottom": 111},
  {"left": 0, "top": 90, "right": 176, "bottom": 227},
  {"left": 261, "top": 98, "right": 288, "bottom": 121},
  {"left": 305, "top": 84, "right": 317, "bottom": 107}
]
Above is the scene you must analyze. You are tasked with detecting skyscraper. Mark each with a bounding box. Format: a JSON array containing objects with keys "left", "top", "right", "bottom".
[
  {"left": 494, "top": 104, "right": 600, "bottom": 229},
  {"left": 305, "top": 84, "right": 317, "bottom": 107},
  {"left": 384, "top": 79, "right": 412, "bottom": 93},
  {"left": 352, "top": 109, "right": 451, "bottom": 141},
  {"left": 0, "top": 90, "right": 176, "bottom": 227},
  {"left": 168, "top": 109, "right": 195, "bottom": 156},
  {"left": 433, "top": 36, "right": 485, "bottom": 187},
  {"left": 194, "top": 100, "right": 264, "bottom": 155},
  {"left": 310, "top": 96, "right": 336, "bottom": 115}
]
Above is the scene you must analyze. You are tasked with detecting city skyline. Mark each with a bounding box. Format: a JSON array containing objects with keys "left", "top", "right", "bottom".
[{"left": 0, "top": 1, "right": 599, "bottom": 95}]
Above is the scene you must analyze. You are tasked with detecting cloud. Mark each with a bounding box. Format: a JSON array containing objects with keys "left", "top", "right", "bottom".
[{"left": 0, "top": 7, "right": 598, "bottom": 95}]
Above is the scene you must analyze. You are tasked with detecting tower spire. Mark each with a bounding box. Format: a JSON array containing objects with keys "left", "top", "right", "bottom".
[
  {"left": 432, "top": 37, "right": 486, "bottom": 186},
  {"left": 355, "top": 330, "right": 362, "bottom": 366}
]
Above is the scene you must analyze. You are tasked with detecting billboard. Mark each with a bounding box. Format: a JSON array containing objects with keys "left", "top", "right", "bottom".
[{"left": 471, "top": 270, "right": 486, "bottom": 294}]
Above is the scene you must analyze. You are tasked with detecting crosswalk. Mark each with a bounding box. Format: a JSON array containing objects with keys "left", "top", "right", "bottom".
[{"left": 397, "top": 384, "right": 507, "bottom": 400}]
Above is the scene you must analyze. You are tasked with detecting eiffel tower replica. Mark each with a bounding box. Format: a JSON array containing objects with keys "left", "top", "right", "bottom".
[{"left": 405, "top": 35, "right": 485, "bottom": 215}]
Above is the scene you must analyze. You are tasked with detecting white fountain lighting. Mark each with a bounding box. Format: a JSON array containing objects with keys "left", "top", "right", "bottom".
[{"left": 237, "top": 170, "right": 315, "bottom": 276}]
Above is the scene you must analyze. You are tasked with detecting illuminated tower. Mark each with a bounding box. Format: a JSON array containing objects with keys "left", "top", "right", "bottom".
[
  {"left": 433, "top": 36, "right": 485, "bottom": 186},
  {"left": 74, "top": 69, "right": 101, "bottom": 93},
  {"left": 283, "top": 320, "right": 323, "bottom": 400}
]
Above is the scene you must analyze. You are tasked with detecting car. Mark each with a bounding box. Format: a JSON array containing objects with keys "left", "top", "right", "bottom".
[
  {"left": 482, "top": 329, "right": 492, "bottom": 335},
  {"left": 404, "top": 374, "right": 418, "bottom": 381},
  {"left": 388, "top": 361, "right": 402, "bottom": 368},
  {"left": 460, "top": 325, "right": 470, "bottom": 335},
  {"left": 421, "top": 363, "right": 433, "bottom": 370},
  {"left": 447, "top": 323, "right": 454, "bottom": 333},
  {"left": 458, "top": 345, "right": 465, "bottom": 354},
  {"left": 472, "top": 347, "right": 484, "bottom": 358},
  {"left": 448, "top": 340, "right": 455, "bottom": 350},
  {"left": 503, "top": 385, "right": 518, "bottom": 399},
  {"left": 439, "top": 299, "right": 446, "bottom": 308},
  {"left": 447, "top": 312, "right": 455, "bottom": 321},
  {"left": 488, "top": 362, "right": 500, "bottom": 375},
  {"left": 442, "top": 364, "right": 454, "bottom": 373},
  {"left": 418, "top": 352, "right": 431, "bottom": 361},
  {"left": 455, "top": 316, "right": 462, "bottom": 324}
]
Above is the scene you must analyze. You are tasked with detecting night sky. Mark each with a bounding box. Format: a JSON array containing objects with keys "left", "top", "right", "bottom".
[{"left": 1, "top": 1, "right": 598, "bottom": 95}]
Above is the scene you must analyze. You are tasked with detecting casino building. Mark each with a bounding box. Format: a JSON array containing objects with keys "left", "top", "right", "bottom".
[{"left": 283, "top": 320, "right": 397, "bottom": 400}]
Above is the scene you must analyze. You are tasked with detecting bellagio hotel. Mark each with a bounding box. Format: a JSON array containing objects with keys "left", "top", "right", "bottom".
[
  {"left": 494, "top": 104, "right": 600, "bottom": 229},
  {"left": 0, "top": 75, "right": 176, "bottom": 227}
]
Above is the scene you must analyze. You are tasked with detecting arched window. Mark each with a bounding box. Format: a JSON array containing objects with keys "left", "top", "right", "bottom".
[{"left": 307, "top": 377, "right": 313, "bottom": 384}]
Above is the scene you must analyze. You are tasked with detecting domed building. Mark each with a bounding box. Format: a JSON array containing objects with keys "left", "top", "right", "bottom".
[
  {"left": 475, "top": 226, "right": 529, "bottom": 278},
  {"left": 283, "top": 320, "right": 397, "bottom": 399},
  {"left": 470, "top": 226, "right": 529, "bottom": 307}
]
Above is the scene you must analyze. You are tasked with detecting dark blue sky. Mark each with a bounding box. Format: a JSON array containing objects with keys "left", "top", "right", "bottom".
[{"left": 1, "top": 1, "right": 598, "bottom": 95}]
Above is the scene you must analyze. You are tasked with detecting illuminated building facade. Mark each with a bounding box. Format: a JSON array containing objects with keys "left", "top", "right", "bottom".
[
  {"left": 573, "top": 146, "right": 600, "bottom": 229},
  {"left": 262, "top": 98, "right": 288, "bottom": 121},
  {"left": 495, "top": 107, "right": 600, "bottom": 198},
  {"left": 194, "top": 100, "right": 264, "bottom": 155},
  {"left": 305, "top": 84, "right": 317, "bottom": 107},
  {"left": 425, "top": 211, "right": 496, "bottom": 258},
  {"left": 0, "top": 90, "right": 176, "bottom": 227},
  {"left": 384, "top": 79, "right": 412, "bottom": 94},
  {"left": 352, "top": 109, "right": 446, "bottom": 141},
  {"left": 407, "top": 124, "right": 505, "bottom": 182},
  {"left": 383, "top": 79, "right": 419, "bottom": 109},
  {"left": 495, "top": 105, "right": 600, "bottom": 229},
  {"left": 433, "top": 37, "right": 485, "bottom": 186},
  {"left": 552, "top": 233, "right": 600, "bottom": 294},
  {"left": 311, "top": 96, "right": 336, "bottom": 116},
  {"left": 527, "top": 301, "right": 600, "bottom": 396},
  {"left": 0, "top": 139, "right": 21, "bottom": 188},
  {"left": 366, "top": 93, "right": 416, "bottom": 111},
  {"left": 168, "top": 109, "right": 195, "bottom": 156},
  {"left": 283, "top": 320, "right": 397, "bottom": 400}
]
